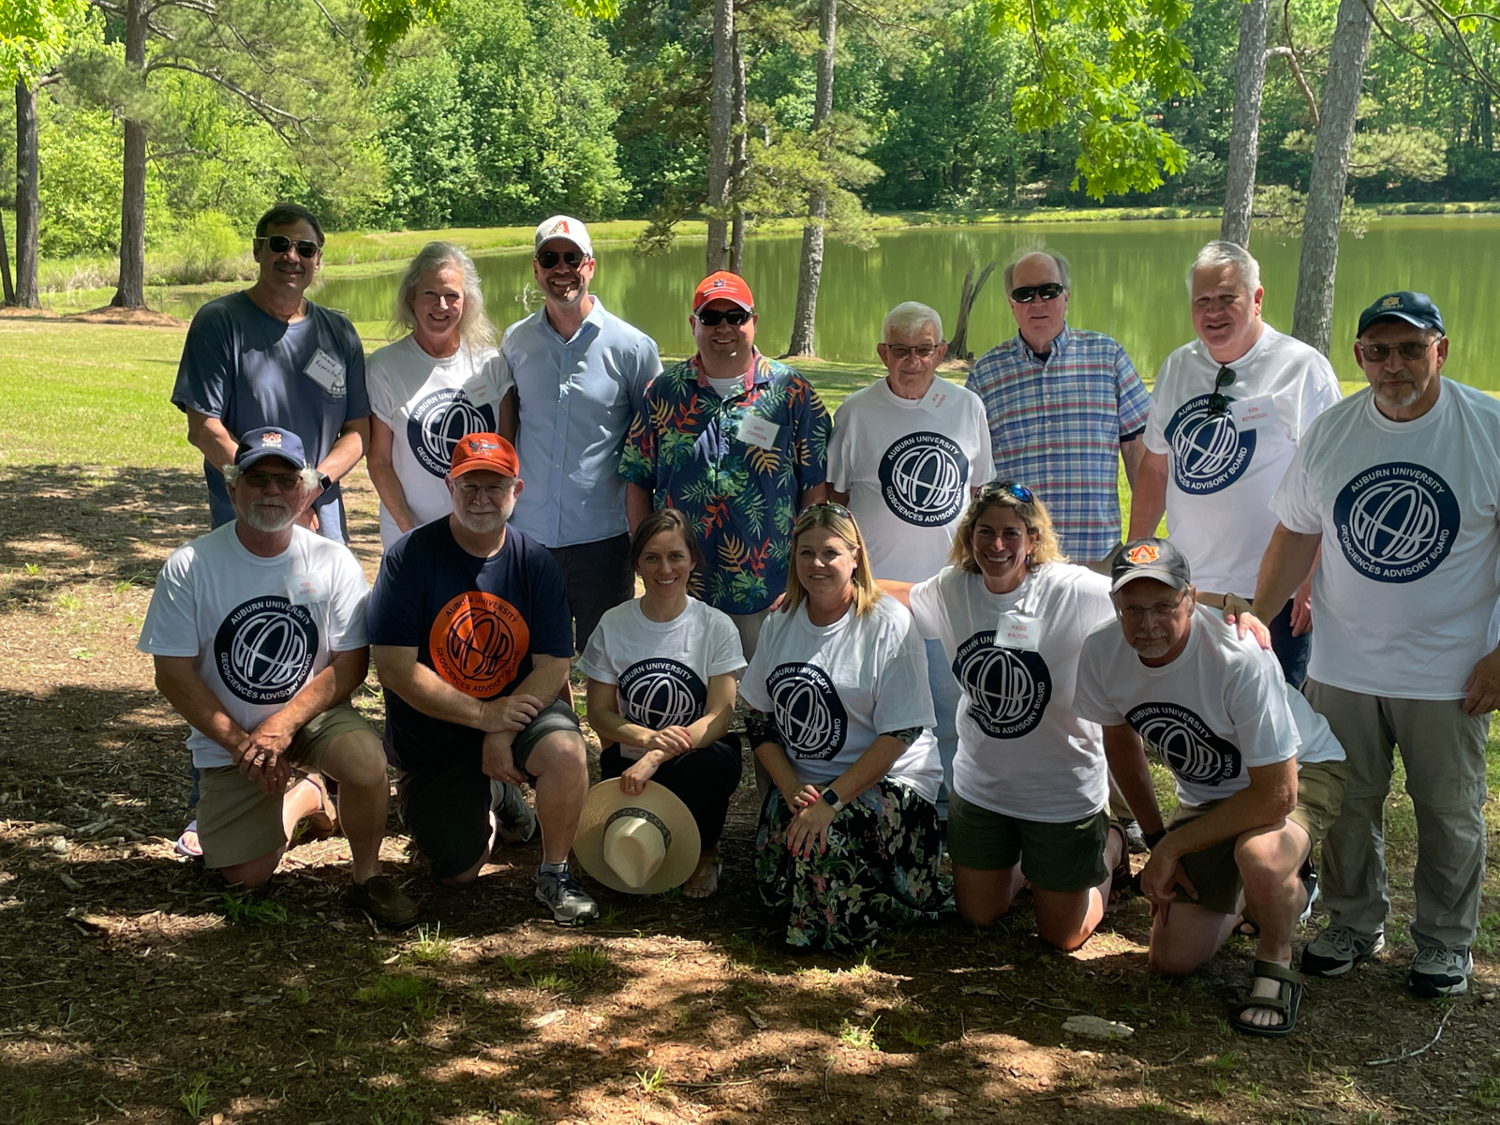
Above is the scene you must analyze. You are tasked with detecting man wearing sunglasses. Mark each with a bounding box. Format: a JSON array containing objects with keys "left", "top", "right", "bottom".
[
  {"left": 967, "top": 248, "right": 1152, "bottom": 568},
  {"left": 173, "top": 202, "right": 370, "bottom": 545},
  {"left": 1130, "top": 241, "right": 1341, "bottom": 691},
  {"left": 498, "top": 215, "right": 662, "bottom": 653},
  {"left": 1253, "top": 292, "right": 1500, "bottom": 999}
]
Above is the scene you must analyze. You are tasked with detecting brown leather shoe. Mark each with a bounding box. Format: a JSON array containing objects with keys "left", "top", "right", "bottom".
[{"left": 346, "top": 875, "right": 418, "bottom": 930}]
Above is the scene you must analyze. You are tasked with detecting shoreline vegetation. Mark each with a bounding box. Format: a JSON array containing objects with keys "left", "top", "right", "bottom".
[{"left": 6, "top": 200, "right": 1500, "bottom": 316}]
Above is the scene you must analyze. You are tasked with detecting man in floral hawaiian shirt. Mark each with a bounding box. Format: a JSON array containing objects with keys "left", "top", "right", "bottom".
[{"left": 621, "top": 271, "right": 832, "bottom": 660}]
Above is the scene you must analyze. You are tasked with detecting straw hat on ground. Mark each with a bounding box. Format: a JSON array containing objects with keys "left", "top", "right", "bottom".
[{"left": 572, "top": 779, "right": 702, "bottom": 895}]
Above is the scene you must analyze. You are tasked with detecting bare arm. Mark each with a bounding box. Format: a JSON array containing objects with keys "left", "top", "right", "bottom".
[
  {"left": 184, "top": 409, "right": 239, "bottom": 474},
  {"left": 372, "top": 645, "right": 570, "bottom": 732},
  {"left": 798, "top": 482, "right": 830, "bottom": 509},
  {"left": 874, "top": 579, "right": 913, "bottom": 609},
  {"left": 366, "top": 417, "right": 415, "bottom": 534},
  {"left": 1120, "top": 434, "right": 1146, "bottom": 491},
  {"left": 626, "top": 483, "right": 652, "bottom": 536},
  {"left": 1126, "top": 450, "right": 1168, "bottom": 539},
  {"left": 829, "top": 488, "right": 850, "bottom": 506},
  {"left": 154, "top": 654, "right": 251, "bottom": 757},
  {"left": 497, "top": 387, "right": 518, "bottom": 443},
  {"left": 1101, "top": 722, "right": 1163, "bottom": 834},
  {"left": 1251, "top": 524, "right": 1322, "bottom": 623},
  {"left": 318, "top": 416, "right": 369, "bottom": 486}
]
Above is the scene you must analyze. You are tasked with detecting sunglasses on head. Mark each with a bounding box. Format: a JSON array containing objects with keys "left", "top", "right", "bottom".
[
  {"left": 695, "top": 308, "right": 752, "bottom": 326},
  {"left": 1206, "top": 365, "right": 1237, "bottom": 417},
  {"left": 256, "top": 235, "right": 320, "bottom": 257},
  {"left": 536, "top": 249, "right": 587, "bottom": 269},
  {"left": 1010, "top": 282, "right": 1065, "bottom": 303},
  {"left": 797, "top": 501, "right": 854, "bottom": 523},
  {"left": 979, "top": 480, "right": 1034, "bottom": 504}
]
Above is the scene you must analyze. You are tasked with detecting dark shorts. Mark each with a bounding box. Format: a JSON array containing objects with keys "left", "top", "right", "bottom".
[
  {"left": 548, "top": 535, "right": 634, "bottom": 653},
  {"left": 398, "top": 700, "right": 581, "bottom": 879},
  {"left": 947, "top": 793, "right": 1111, "bottom": 893}
]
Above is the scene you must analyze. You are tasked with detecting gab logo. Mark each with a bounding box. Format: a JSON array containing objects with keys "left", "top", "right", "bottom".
[
  {"left": 1332, "top": 462, "right": 1459, "bottom": 583},
  {"left": 767, "top": 662, "right": 848, "bottom": 761},
  {"left": 429, "top": 591, "right": 529, "bottom": 698},
  {"left": 214, "top": 596, "right": 318, "bottom": 705},
  {"left": 878, "top": 432, "right": 968, "bottom": 526},
  {"left": 1165, "top": 396, "right": 1256, "bottom": 494},
  {"left": 1126, "top": 702, "right": 1241, "bottom": 788},
  {"left": 954, "top": 631, "right": 1051, "bottom": 739},
  {"left": 618, "top": 659, "right": 706, "bottom": 731},
  {"left": 407, "top": 389, "right": 496, "bottom": 478}
]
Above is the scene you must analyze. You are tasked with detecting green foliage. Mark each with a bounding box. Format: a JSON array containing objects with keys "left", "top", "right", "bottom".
[
  {"left": 216, "top": 892, "right": 288, "bottom": 925},
  {"left": 0, "top": 0, "right": 87, "bottom": 85}
]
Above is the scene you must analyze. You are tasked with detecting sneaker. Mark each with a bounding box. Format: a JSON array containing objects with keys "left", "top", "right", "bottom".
[
  {"left": 1297, "top": 860, "right": 1319, "bottom": 926},
  {"left": 1409, "top": 945, "right": 1472, "bottom": 998},
  {"left": 346, "top": 875, "right": 419, "bottom": 930},
  {"left": 535, "top": 866, "right": 599, "bottom": 926},
  {"left": 1301, "top": 925, "right": 1385, "bottom": 977},
  {"left": 491, "top": 780, "right": 538, "bottom": 845}
]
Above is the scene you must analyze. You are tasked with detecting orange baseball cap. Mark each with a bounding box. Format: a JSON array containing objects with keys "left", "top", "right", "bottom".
[
  {"left": 449, "top": 433, "right": 520, "bottom": 478},
  {"left": 693, "top": 271, "right": 755, "bottom": 314}
]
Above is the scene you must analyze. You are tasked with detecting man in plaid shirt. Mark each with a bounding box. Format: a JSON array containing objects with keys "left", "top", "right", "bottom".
[{"left": 966, "top": 249, "right": 1152, "bottom": 566}]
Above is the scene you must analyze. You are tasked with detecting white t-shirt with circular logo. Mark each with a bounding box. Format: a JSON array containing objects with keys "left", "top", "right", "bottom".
[
  {"left": 829, "top": 378, "right": 994, "bottom": 582},
  {"left": 137, "top": 523, "right": 371, "bottom": 769},
  {"left": 740, "top": 595, "right": 942, "bottom": 801},
  {"left": 1144, "top": 326, "right": 1341, "bottom": 596},
  {"left": 1073, "top": 605, "right": 1345, "bottom": 808},
  {"left": 1270, "top": 379, "right": 1500, "bottom": 698},
  {"left": 907, "top": 563, "right": 1113, "bottom": 822},
  {"left": 578, "top": 597, "right": 747, "bottom": 760},
  {"left": 367, "top": 336, "right": 514, "bottom": 548}
]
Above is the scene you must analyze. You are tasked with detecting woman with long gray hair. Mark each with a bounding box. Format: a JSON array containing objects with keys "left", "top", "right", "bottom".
[{"left": 366, "top": 242, "right": 511, "bottom": 549}]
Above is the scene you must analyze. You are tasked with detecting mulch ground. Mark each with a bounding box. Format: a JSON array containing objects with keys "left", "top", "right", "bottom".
[{"left": 1, "top": 461, "right": 1497, "bottom": 1125}]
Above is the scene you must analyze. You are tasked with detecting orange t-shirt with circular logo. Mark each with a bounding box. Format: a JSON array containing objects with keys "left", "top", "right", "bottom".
[{"left": 428, "top": 591, "right": 531, "bottom": 698}]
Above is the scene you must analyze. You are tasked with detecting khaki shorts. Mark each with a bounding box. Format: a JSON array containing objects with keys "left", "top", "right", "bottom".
[
  {"left": 1167, "top": 758, "right": 1349, "bottom": 915},
  {"left": 197, "top": 703, "right": 375, "bottom": 870},
  {"left": 947, "top": 793, "right": 1111, "bottom": 892}
]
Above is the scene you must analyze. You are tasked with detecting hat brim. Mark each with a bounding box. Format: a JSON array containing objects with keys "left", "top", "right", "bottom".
[
  {"left": 572, "top": 779, "right": 702, "bottom": 895},
  {"left": 1110, "top": 567, "right": 1189, "bottom": 594},
  {"left": 237, "top": 448, "right": 307, "bottom": 471},
  {"left": 1358, "top": 310, "right": 1441, "bottom": 335},
  {"left": 694, "top": 297, "right": 754, "bottom": 315}
]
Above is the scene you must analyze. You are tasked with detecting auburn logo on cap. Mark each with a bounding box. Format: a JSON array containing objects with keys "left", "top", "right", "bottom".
[
  {"left": 1381, "top": 295, "right": 1402, "bottom": 309},
  {"left": 263, "top": 432, "right": 283, "bottom": 446},
  {"left": 1126, "top": 544, "right": 1160, "bottom": 565},
  {"left": 465, "top": 437, "right": 499, "bottom": 453},
  {"left": 712, "top": 278, "right": 726, "bottom": 289},
  {"left": 429, "top": 592, "right": 530, "bottom": 698}
]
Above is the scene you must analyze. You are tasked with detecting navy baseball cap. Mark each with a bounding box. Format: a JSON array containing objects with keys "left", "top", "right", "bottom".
[
  {"left": 1356, "top": 291, "right": 1444, "bottom": 337},
  {"left": 234, "top": 427, "right": 310, "bottom": 470},
  {"left": 1110, "top": 538, "right": 1192, "bottom": 594}
]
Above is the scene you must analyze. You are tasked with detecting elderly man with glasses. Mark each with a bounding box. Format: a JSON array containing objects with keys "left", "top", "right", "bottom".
[
  {"left": 966, "top": 247, "right": 1152, "bottom": 569},
  {"left": 1129, "top": 241, "right": 1342, "bottom": 690},
  {"left": 1252, "top": 292, "right": 1500, "bottom": 999}
]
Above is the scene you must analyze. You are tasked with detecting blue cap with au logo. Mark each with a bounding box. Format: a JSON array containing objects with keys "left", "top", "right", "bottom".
[
  {"left": 234, "top": 426, "right": 310, "bottom": 470},
  {"left": 1356, "top": 291, "right": 1444, "bottom": 337}
]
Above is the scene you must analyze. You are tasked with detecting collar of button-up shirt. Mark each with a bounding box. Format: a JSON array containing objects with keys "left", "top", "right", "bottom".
[
  {"left": 539, "top": 295, "right": 605, "bottom": 348},
  {"left": 689, "top": 348, "right": 773, "bottom": 395},
  {"left": 1016, "top": 322, "right": 1074, "bottom": 364}
]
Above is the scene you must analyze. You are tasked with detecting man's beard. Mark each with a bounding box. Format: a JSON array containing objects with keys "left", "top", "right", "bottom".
[
  {"left": 1375, "top": 378, "right": 1421, "bottom": 411},
  {"left": 452, "top": 499, "right": 514, "bottom": 535},
  {"left": 243, "top": 500, "right": 296, "bottom": 532},
  {"left": 1131, "top": 630, "right": 1174, "bottom": 659}
]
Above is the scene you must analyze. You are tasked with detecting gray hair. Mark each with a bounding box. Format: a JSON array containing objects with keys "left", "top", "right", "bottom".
[
  {"left": 1187, "top": 240, "right": 1261, "bottom": 296},
  {"left": 222, "top": 463, "right": 321, "bottom": 490},
  {"left": 882, "top": 301, "right": 943, "bottom": 343},
  {"left": 1002, "top": 248, "right": 1071, "bottom": 293},
  {"left": 390, "top": 242, "right": 496, "bottom": 350}
]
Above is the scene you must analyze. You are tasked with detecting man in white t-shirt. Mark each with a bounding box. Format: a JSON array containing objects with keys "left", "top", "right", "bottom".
[
  {"left": 830, "top": 301, "right": 993, "bottom": 817},
  {"left": 1130, "top": 241, "right": 1342, "bottom": 688},
  {"left": 138, "top": 428, "right": 416, "bottom": 928},
  {"left": 1075, "top": 538, "right": 1347, "bottom": 1038},
  {"left": 1254, "top": 291, "right": 1500, "bottom": 999}
]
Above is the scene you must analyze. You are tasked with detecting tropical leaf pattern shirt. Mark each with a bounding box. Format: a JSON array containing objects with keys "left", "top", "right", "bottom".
[{"left": 620, "top": 351, "right": 832, "bottom": 614}]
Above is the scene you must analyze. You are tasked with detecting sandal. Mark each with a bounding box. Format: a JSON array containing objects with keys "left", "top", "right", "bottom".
[
  {"left": 1107, "top": 820, "right": 1135, "bottom": 903},
  {"left": 289, "top": 774, "right": 339, "bottom": 846},
  {"left": 1230, "top": 959, "right": 1303, "bottom": 1038},
  {"left": 1233, "top": 916, "right": 1261, "bottom": 938}
]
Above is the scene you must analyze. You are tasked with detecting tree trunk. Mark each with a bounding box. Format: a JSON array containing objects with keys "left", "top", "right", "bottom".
[
  {"left": 111, "top": 0, "right": 149, "bottom": 309},
  {"left": 14, "top": 79, "right": 40, "bottom": 308},
  {"left": 949, "top": 261, "right": 997, "bottom": 362},
  {"left": 728, "top": 31, "right": 748, "bottom": 274},
  {"left": 1220, "top": 0, "right": 1269, "bottom": 247},
  {"left": 786, "top": 0, "right": 836, "bottom": 358},
  {"left": 0, "top": 209, "right": 13, "bottom": 305},
  {"left": 705, "top": 0, "right": 734, "bottom": 274},
  {"left": 1291, "top": 0, "right": 1372, "bottom": 355}
]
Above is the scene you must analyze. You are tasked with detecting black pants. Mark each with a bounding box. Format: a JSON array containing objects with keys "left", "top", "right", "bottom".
[
  {"left": 1267, "top": 597, "right": 1310, "bottom": 690},
  {"left": 548, "top": 534, "right": 634, "bottom": 653},
  {"left": 599, "top": 741, "right": 744, "bottom": 849}
]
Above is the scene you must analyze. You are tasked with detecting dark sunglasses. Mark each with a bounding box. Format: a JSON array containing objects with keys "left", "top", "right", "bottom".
[
  {"left": 1206, "top": 365, "right": 1237, "bottom": 417},
  {"left": 1358, "top": 338, "right": 1440, "bottom": 363},
  {"left": 979, "top": 480, "right": 1034, "bottom": 503},
  {"left": 256, "top": 235, "right": 320, "bottom": 257},
  {"left": 695, "top": 308, "right": 752, "bottom": 326},
  {"left": 1010, "top": 282, "right": 1065, "bottom": 303},
  {"left": 536, "top": 249, "right": 587, "bottom": 269}
]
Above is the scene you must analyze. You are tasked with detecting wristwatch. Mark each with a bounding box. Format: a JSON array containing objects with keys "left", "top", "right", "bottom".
[
  {"left": 318, "top": 472, "right": 333, "bottom": 492},
  {"left": 821, "top": 787, "right": 845, "bottom": 813}
]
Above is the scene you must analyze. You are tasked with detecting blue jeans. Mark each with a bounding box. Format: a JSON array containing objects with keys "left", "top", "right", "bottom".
[
  {"left": 926, "top": 638, "right": 962, "bottom": 821},
  {"left": 1267, "top": 597, "right": 1310, "bottom": 689}
]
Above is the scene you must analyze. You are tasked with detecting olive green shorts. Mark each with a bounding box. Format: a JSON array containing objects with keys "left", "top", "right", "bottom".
[
  {"left": 1168, "top": 758, "right": 1349, "bottom": 915},
  {"left": 947, "top": 793, "right": 1111, "bottom": 893},
  {"left": 197, "top": 703, "right": 375, "bottom": 870}
]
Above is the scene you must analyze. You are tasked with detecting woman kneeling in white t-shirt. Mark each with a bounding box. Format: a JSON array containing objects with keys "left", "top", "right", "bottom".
[
  {"left": 741, "top": 504, "right": 946, "bottom": 952},
  {"left": 883, "top": 483, "right": 1126, "bottom": 950},
  {"left": 580, "top": 510, "right": 746, "bottom": 898}
]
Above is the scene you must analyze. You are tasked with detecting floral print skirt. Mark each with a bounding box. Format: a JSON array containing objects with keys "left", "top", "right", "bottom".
[{"left": 754, "top": 777, "right": 946, "bottom": 952}]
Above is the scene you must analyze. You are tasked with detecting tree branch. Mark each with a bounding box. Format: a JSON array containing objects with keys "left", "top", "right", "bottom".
[{"left": 1266, "top": 46, "right": 1320, "bottom": 128}]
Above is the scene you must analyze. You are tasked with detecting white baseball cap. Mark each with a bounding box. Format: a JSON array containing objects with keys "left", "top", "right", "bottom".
[{"left": 533, "top": 215, "right": 593, "bottom": 260}]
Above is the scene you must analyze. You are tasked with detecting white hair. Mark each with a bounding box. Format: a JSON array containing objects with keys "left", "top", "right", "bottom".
[
  {"left": 882, "top": 301, "right": 943, "bottom": 343},
  {"left": 1188, "top": 240, "right": 1261, "bottom": 296},
  {"left": 1002, "top": 248, "right": 1071, "bottom": 293},
  {"left": 222, "top": 463, "right": 321, "bottom": 490},
  {"left": 390, "top": 241, "right": 495, "bottom": 350}
]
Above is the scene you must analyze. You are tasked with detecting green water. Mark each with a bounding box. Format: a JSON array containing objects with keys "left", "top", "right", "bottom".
[{"left": 164, "top": 215, "right": 1500, "bottom": 387}]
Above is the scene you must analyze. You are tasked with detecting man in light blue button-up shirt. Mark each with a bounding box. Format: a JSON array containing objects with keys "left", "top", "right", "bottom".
[{"left": 499, "top": 216, "right": 663, "bottom": 652}]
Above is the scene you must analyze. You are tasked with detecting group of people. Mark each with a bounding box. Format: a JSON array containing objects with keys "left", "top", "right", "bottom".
[{"left": 136, "top": 201, "right": 1499, "bottom": 1040}]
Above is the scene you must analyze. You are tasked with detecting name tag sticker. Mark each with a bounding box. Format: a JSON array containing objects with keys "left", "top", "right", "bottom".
[
  {"left": 995, "top": 612, "right": 1041, "bottom": 651},
  {"left": 304, "top": 349, "right": 347, "bottom": 397},
  {"left": 462, "top": 374, "right": 499, "bottom": 409},
  {"left": 1230, "top": 395, "right": 1274, "bottom": 431},
  {"left": 285, "top": 570, "right": 328, "bottom": 606},
  {"left": 736, "top": 415, "right": 780, "bottom": 450},
  {"left": 927, "top": 388, "right": 949, "bottom": 412}
]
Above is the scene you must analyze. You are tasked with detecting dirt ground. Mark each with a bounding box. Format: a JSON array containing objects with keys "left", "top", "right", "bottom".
[{"left": 1, "top": 461, "right": 1497, "bottom": 1125}]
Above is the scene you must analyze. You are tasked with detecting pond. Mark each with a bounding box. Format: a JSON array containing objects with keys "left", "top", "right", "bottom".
[{"left": 165, "top": 214, "right": 1500, "bottom": 389}]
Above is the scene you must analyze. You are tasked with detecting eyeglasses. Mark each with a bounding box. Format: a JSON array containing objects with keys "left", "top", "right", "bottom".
[
  {"left": 1358, "top": 338, "right": 1440, "bottom": 363},
  {"left": 242, "top": 470, "right": 303, "bottom": 490},
  {"left": 796, "top": 501, "right": 854, "bottom": 525},
  {"left": 1116, "top": 591, "right": 1190, "bottom": 624},
  {"left": 883, "top": 343, "right": 940, "bottom": 360},
  {"left": 1010, "top": 282, "right": 1065, "bottom": 303},
  {"left": 456, "top": 480, "right": 514, "bottom": 497},
  {"left": 1207, "top": 365, "right": 1237, "bottom": 417},
  {"left": 979, "top": 480, "right": 1034, "bottom": 504},
  {"left": 256, "top": 235, "right": 320, "bottom": 258},
  {"left": 694, "top": 308, "right": 752, "bottom": 326},
  {"left": 536, "top": 249, "right": 587, "bottom": 270}
]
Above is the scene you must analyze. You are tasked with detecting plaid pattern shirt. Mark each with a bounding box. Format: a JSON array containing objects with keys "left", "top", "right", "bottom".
[{"left": 966, "top": 326, "right": 1151, "bottom": 562}]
